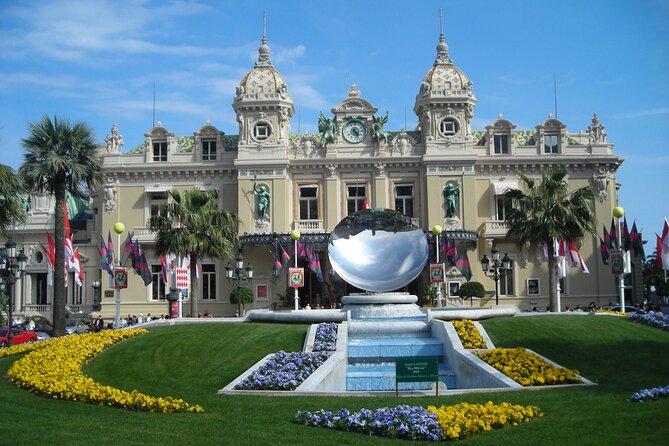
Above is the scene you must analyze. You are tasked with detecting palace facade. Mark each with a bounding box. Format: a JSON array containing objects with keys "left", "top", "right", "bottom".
[{"left": 5, "top": 28, "right": 625, "bottom": 321}]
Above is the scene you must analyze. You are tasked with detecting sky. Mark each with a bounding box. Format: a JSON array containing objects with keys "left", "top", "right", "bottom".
[{"left": 0, "top": 0, "right": 667, "bottom": 241}]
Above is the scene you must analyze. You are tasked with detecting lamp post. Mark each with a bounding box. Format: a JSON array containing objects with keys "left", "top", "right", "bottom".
[
  {"left": 113, "top": 222, "right": 125, "bottom": 328},
  {"left": 0, "top": 240, "right": 27, "bottom": 345},
  {"left": 225, "top": 252, "right": 253, "bottom": 317},
  {"left": 91, "top": 279, "right": 102, "bottom": 311},
  {"left": 480, "top": 245, "right": 512, "bottom": 306},
  {"left": 613, "top": 206, "right": 625, "bottom": 313},
  {"left": 433, "top": 225, "right": 444, "bottom": 307},
  {"left": 290, "top": 230, "right": 301, "bottom": 310}
]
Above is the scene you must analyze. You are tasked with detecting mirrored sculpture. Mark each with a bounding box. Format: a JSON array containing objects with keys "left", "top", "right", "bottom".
[{"left": 328, "top": 208, "right": 428, "bottom": 292}]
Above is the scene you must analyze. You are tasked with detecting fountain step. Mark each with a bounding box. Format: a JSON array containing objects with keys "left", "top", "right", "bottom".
[
  {"left": 348, "top": 336, "right": 443, "bottom": 359},
  {"left": 346, "top": 363, "right": 455, "bottom": 391},
  {"left": 348, "top": 320, "right": 430, "bottom": 337}
]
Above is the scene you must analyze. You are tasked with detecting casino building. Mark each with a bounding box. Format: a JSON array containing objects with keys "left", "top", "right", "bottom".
[{"left": 5, "top": 27, "right": 625, "bottom": 321}]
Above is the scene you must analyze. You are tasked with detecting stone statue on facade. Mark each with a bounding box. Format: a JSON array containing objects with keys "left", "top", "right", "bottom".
[
  {"left": 103, "top": 177, "right": 117, "bottom": 213},
  {"left": 587, "top": 113, "right": 607, "bottom": 143},
  {"left": 443, "top": 182, "right": 460, "bottom": 218},
  {"left": 372, "top": 112, "right": 390, "bottom": 145},
  {"left": 253, "top": 174, "right": 270, "bottom": 221},
  {"left": 105, "top": 122, "right": 124, "bottom": 153},
  {"left": 391, "top": 130, "right": 414, "bottom": 155},
  {"left": 317, "top": 112, "right": 336, "bottom": 148}
]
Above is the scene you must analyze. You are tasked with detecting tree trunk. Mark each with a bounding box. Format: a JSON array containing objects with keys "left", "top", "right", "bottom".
[
  {"left": 189, "top": 253, "right": 198, "bottom": 316},
  {"left": 52, "top": 185, "right": 66, "bottom": 336},
  {"left": 547, "top": 242, "right": 559, "bottom": 312}
]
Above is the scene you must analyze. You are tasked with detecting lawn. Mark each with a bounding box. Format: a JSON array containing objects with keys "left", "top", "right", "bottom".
[{"left": 0, "top": 316, "right": 667, "bottom": 445}]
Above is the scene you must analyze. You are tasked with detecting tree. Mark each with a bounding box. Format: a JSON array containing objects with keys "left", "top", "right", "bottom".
[
  {"left": 148, "top": 188, "right": 239, "bottom": 316},
  {"left": 20, "top": 116, "right": 103, "bottom": 336},
  {"left": 504, "top": 168, "right": 596, "bottom": 312},
  {"left": 230, "top": 286, "right": 254, "bottom": 316},
  {"left": 459, "top": 281, "right": 485, "bottom": 301},
  {"left": 0, "top": 164, "right": 27, "bottom": 237},
  {"left": 643, "top": 250, "right": 668, "bottom": 302}
]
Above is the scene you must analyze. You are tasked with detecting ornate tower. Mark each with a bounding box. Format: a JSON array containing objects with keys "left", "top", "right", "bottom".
[
  {"left": 413, "top": 20, "right": 477, "bottom": 156},
  {"left": 232, "top": 21, "right": 294, "bottom": 161}
]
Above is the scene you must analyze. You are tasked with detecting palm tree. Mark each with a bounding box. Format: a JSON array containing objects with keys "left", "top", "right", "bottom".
[
  {"left": 20, "top": 115, "right": 103, "bottom": 336},
  {"left": 148, "top": 188, "right": 239, "bottom": 316},
  {"left": 505, "top": 168, "right": 596, "bottom": 312},
  {"left": 0, "top": 164, "right": 27, "bottom": 237}
]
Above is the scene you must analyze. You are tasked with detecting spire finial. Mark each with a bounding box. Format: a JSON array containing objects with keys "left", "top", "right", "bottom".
[
  {"left": 435, "top": 9, "right": 450, "bottom": 64},
  {"left": 257, "top": 10, "right": 271, "bottom": 65}
]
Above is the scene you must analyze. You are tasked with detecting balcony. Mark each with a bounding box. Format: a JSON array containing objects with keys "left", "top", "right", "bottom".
[
  {"left": 293, "top": 220, "right": 324, "bottom": 233},
  {"left": 133, "top": 227, "right": 157, "bottom": 243},
  {"left": 484, "top": 220, "right": 509, "bottom": 237}
]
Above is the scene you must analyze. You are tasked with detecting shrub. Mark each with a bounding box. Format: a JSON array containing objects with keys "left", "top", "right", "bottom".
[{"left": 459, "top": 281, "right": 485, "bottom": 300}]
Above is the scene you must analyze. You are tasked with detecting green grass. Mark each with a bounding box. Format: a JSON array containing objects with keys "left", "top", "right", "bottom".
[{"left": 1, "top": 316, "right": 668, "bottom": 445}]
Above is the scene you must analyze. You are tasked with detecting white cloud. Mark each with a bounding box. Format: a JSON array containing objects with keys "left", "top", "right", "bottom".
[
  {"left": 615, "top": 108, "right": 669, "bottom": 119},
  {"left": 273, "top": 44, "right": 306, "bottom": 65}
]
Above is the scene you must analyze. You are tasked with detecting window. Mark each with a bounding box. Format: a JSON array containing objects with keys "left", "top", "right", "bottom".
[
  {"left": 256, "top": 284, "right": 268, "bottom": 300},
  {"left": 67, "top": 273, "right": 83, "bottom": 305},
  {"left": 299, "top": 185, "right": 319, "bottom": 220},
  {"left": 153, "top": 141, "right": 167, "bottom": 162},
  {"left": 500, "top": 266, "right": 514, "bottom": 296},
  {"left": 202, "top": 264, "right": 216, "bottom": 300},
  {"left": 253, "top": 123, "right": 271, "bottom": 141},
  {"left": 495, "top": 195, "right": 513, "bottom": 221},
  {"left": 493, "top": 134, "right": 509, "bottom": 154},
  {"left": 439, "top": 118, "right": 459, "bottom": 136},
  {"left": 544, "top": 134, "right": 559, "bottom": 154},
  {"left": 149, "top": 192, "right": 168, "bottom": 218},
  {"left": 346, "top": 184, "right": 367, "bottom": 215},
  {"left": 151, "top": 265, "right": 166, "bottom": 301},
  {"left": 394, "top": 183, "right": 414, "bottom": 217},
  {"left": 202, "top": 140, "right": 216, "bottom": 161},
  {"left": 35, "top": 273, "right": 48, "bottom": 305}
]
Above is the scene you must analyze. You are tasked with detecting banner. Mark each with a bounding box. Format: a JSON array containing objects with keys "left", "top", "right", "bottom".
[
  {"left": 429, "top": 263, "right": 445, "bottom": 283},
  {"left": 175, "top": 267, "right": 189, "bottom": 289},
  {"left": 289, "top": 267, "right": 305, "bottom": 288},
  {"left": 610, "top": 250, "right": 624, "bottom": 275},
  {"left": 114, "top": 266, "right": 128, "bottom": 289}
]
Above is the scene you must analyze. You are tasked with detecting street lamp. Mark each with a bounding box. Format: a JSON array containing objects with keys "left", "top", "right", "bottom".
[
  {"left": 433, "top": 225, "right": 444, "bottom": 307},
  {"left": 290, "top": 230, "right": 301, "bottom": 310},
  {"left": 113, "top": 222, "right": 125, "bottom": 328},
  {"left": 225, "top": 252, "right": 253, "bottom": 317},
  {"left": 613, "top": 206, "right": 626, "bottom": 312},
  {"left": 0, "top": 240, "right": 27, "bottom": 345},
  {"left": 91, "top": 280, "right": 102, "bottom": 311},
  {"left": 481, "top": 245, "right": 512, "bottom": 306}
]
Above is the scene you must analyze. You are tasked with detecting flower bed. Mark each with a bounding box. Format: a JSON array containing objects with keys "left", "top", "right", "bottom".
[
  {"left": 7, "top": 329, "right": 204, "bottom": 413},
  {"left": 629, "top": 311, "right": 669, "bottom": 330},
  {"left": 234, "top": 350, "right": 328, "bottom": 390},
  {"left": 629, "top": 385, "right": 669, "bottom": 402},
  {"left": 476, "top": 347, "right": 581, "bottom": 386},
  {"left": 452, "top": 319, "right": 487, "bottom": 349},
  {"left": 0, "top": 339, "right": 50, "bottom": 358},
  {"left": 312, "top": 322, "right": 338, "bottom": 352},
  {"left": 294, "top": 402, "right": 542, "bottom": 441},
  {"left": 428, "top": 401, "right": 542, "bottom": 440}
]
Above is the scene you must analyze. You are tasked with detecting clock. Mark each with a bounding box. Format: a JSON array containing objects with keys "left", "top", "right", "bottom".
[{"left": 342, "top": 118, "right": 367, "bottom": 144}]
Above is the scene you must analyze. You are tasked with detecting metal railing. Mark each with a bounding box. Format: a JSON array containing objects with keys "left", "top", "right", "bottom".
[{"left": 293, "top": 220, "right": 324, "bottom": 233}]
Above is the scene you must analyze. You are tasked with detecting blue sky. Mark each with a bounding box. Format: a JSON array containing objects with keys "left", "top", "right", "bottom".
[{"left": 1, "top": 0, "right": 667, "bottom": 241}]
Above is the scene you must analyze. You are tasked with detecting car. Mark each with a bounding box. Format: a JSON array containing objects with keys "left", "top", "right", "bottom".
[
  {"left": 603, "top": 305, "right": 640, "bottom": 313},
  {"left": 13, "top": 321, "right": 54, "bottom": 337},
  {"left": 34, "top": 331, "right": 52, "bottom": 342},
  {"left": 66, "top": 319, "right": 91, "bottom": 335},
  {"left": 0, "top": 328, "right": 39, "bottom": 347}
]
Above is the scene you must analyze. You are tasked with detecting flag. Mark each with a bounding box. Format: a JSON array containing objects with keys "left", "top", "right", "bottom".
[
  {"left": 308, "top": 248, "right": 323, "bottom": 282},
  {"left": 272, "top": 250, "right": 282, "bottom": 279},
  {"left": 160, "top": 253, "right": 177, "bottom": 283},
  {"left": 107, "top": 231, "right": 114, "bottom": 267},
  {"left": 446, "top": 238, "right": 457, "bottom": 266},
  {"left": 454, "top": 251, "right": 472, "bottom": 281},
  {"left": 600, "top": 226, "right": 610, "bottom": 265},
  {"left": 609, "top": 218, "right": 619, "bottom": 250},
  {"left": 63, "top": 201, "right": 71, "bottom": 240},
  {"left": 566, "top": 240, "right": 589, "bottom": 273},
  {"left": 660, "top": 218, "right": 669, "bottom": 270},
  {"left": 135, "top": 252, "right": 153, "bottom": 286},
  {"left": 72, "top": 248, "right": 83, "bottom": 286},
  {"left": 40, "top": 240, "right": 54, "bottom": 286},
  {"left": 279, "top": 243, "right": 290, "bottom": 268},
  {"left": 622, "top": 218, "right": 631, "bottom": 251},
  {"left": 630, "top": 222, "right": 645, "bottom": 260},
  {"left": 100, "top": 235, "right": 113, "bottom": 278},
  {"left": 64, "top": 236, "right": 75, "bottom": 269}
]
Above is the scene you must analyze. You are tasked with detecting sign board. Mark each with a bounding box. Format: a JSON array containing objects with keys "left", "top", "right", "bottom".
[
  {"left": 175, "top": 267, "right": 189, "bottom": 289},
  {"left": 114, "top": 267, "right": 128, "bottom": 289},
  {"left": 396, "top": 357, "right": 439, "bottom": 383},
  {"left": 429, "top": 263, "right": 445, "bottom": 283},
  {"left": 610, "top": 250, "right": 623, "bottom": 275},
  {"left": 289, "top": 267, "right": 305, "bottom": 288},
  {"left": 104, "top": 290, "right": 115, "bottom": 298}
]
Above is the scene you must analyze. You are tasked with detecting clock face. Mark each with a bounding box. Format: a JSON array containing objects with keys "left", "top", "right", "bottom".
[{"left": 342, "top": 121, "right": 367, "bottom": 143}]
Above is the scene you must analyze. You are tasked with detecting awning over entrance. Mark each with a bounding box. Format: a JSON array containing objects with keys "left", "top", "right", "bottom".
[{"left": 491, "top": 181, "right": 518, "bottom": 195}]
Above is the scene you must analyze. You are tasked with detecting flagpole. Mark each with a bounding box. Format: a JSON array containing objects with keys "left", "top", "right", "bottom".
[
  {"left": 291, "top": 230, "right": 300, "bottom": 310},
  {"left": 113, "top": 222, "right": 125, "bottom": 328},
  {"left": 433, "top": 225, "right": 443, "bottom": 307}
]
